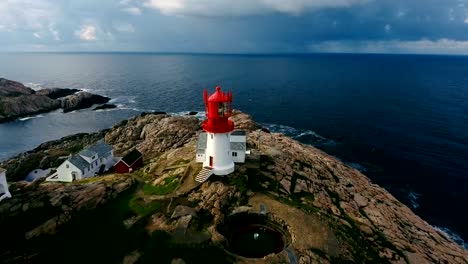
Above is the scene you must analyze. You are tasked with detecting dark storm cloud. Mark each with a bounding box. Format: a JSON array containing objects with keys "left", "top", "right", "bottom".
[{"left": 1, "top": 0, "right": 468, "bottom": 54}]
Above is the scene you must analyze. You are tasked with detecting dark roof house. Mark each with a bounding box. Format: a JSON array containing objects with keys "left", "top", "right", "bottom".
[{"left": 114, "top": 149, "right": 143, "bottom": 173}]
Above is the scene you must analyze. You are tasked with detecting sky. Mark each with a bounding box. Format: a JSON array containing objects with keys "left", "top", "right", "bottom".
[{"left": 2, "top": 0, "right": 468, "bottom": 54}]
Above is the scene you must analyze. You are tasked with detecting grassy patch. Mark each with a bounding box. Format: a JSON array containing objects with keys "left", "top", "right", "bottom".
[
  {"left": 143, "top": 175, "right": 179, "bottom": 196},
  {"left": 128, "top": 196, "right": 163, "bottom": 216},
  {"left": 67, "top": 144, "right": 83, "bottom": 154}
]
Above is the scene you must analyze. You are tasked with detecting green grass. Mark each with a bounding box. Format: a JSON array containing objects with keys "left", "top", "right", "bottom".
[
  {"left": 143, "top": 175, "right": 179, "bottom": 196},
  {"left": 128, "top": 196, "right": 163, "bottom": 216},
  {"left": 67, "top": 144, "right": 83, "bottom": 154}
]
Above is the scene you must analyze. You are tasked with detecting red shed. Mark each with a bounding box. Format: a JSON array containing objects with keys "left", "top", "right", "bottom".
[{"left": 114, "top": 149, "right": 143, "bottom": 174}]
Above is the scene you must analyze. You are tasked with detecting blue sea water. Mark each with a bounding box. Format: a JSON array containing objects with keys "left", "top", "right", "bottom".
[{"left": 0, "top": 53, "right": 467, "bottom": 247}]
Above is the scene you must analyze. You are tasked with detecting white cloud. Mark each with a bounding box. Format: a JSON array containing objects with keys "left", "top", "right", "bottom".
[
  {"left": 123, "top": 7, "right": 142, "bottom": 15},
  {"left": 308, "top": 39, "right": 468, "bottom": 55},
  {"left": 48, "top": 23, "right": 61, "bottom": 41},
  {"left": 0, "top": 0, "right": 59, "bottom": 32},
  {"left": 75, "top": 24, "right": 98, "bottom": 41},
  {"left": 33, "top": 32, "right": 41, "bottom": 39},
  {"left": 143, "top": 0, "right": 368, "bottom": 16}
]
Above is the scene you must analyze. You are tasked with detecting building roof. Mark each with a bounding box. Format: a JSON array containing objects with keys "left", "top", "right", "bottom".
[
  {"left": 121, "top": 149, "right": 143, "bottom": 167},
  {"left": 197, "top": 132, "right": 207, "bottom": 150},
  {"left": 230, "top": 142, "right": 246, "bottom": 151},
  {"left": 68, "top": 154, "right": 90, "bottom": 172},
  {"left": 231, "top": 130, "right": 246, "bottom": 136},
  {"left": 79, "top": 140, "right": 112, "bottom": 158}
]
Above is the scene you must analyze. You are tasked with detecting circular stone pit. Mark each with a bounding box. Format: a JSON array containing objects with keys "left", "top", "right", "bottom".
[{"left": 217, "top": 213, "right": 291, "bottom": 259}]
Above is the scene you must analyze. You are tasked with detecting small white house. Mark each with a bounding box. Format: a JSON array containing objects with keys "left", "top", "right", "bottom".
[
  {"left": 46, "top": 140, "right": 116, "bottom": 182},
  {"left": 196, "top": 130, "right": 247, "bottom": 164},
  {"left": 0, "top": 167, "right": 12, "bottom": 202},
  {"left": 229, "top": 130, "right": 247, "bottom": 163}
]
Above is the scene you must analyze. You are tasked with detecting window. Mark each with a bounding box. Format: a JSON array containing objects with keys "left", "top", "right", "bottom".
[
  {"left": 218, "top": 102, "right": 224, "bottom": 117},
  {"left": 210, "top": 134, "right": 213, "bottom": 139},
  {"left": 66, "top": 164, "right": 69, "bottom": 169},
  {"left": 232, "top": 152, "right": 237, "bottom": 157}
]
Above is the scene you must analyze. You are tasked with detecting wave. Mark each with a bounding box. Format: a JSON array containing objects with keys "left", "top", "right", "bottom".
[
  {"left": 408, "top": 191, "right": 422, "bottom": 209},
  {"left": 109, "top": 96, "right": 137, "bottom": 105},
  {"left": 24, "top": 82, "right": 44, "bottom": 91},
  {"left": 19, "top": 115, "right": 44, "bottom": 121},
  {"left": 347, "top": 162, "right": 367, "bottom": 172},
  {"left": 172, "top": 110, "right": 205, "bottom": 120},
  {"left": 434, "top": 226, "right": 467, "bottom": 249},
  {"left": 259, "top": 122, "right": 336, "bottom": 147}
]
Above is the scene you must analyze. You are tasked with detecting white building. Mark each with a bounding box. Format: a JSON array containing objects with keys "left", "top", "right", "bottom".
[
  {"left": 196, "top": 130, "right": 247, "bottom": 181},
  {"left": 46, "top": 140, "right": 116, "bottom": 182},
  {"left": 196, "top": 130, "right": 247, "bottom": 165},
  {"left": 0, "top": 167, "right": 12, "bottom": 202}
]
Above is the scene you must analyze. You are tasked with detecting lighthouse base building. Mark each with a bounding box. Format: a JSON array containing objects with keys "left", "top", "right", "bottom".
[
  {"left": 196, "top": 130, "right": 247, "bottom": 176},
  {"left": 195, "top": 86, "right": 247, "bottom": 183}
]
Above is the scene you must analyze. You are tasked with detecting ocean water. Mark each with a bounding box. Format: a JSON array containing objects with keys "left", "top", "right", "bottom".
[{"left": 0, "top": 53, "right": 467, "bottom": 246}]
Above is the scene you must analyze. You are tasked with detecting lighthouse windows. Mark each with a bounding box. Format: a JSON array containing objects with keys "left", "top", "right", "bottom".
[
  {"left": 232, "top": 152, "right": 238, "bottom": 157},
  {"left": 218, "top": 103, "right": 224, "bottom": 117}
]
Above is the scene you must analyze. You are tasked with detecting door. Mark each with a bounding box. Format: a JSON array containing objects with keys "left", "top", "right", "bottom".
[
  {"left": 71, "top": 172, "right": 77, "bottom": 181},
  {"left": 209, "top": 156, "right": 213, "bottom": 167}
]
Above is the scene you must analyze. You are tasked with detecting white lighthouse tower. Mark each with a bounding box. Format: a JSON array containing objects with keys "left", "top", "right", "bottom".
[{"left": 195, "top": 86, "right": 246, "bottom": 182}]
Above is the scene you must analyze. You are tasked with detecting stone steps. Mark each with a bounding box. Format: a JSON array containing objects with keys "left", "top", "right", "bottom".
[{"left": 195, "top": 166, "right": 213, "bottom": 183}]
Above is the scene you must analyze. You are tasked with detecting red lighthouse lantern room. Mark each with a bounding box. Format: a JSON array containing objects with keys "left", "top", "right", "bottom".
[{"left": 202, "top": 86, "right": 234, "bottom": 133}]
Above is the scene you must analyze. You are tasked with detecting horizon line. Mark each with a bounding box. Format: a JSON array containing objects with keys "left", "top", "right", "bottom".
[{"left": 1, "top": 51, "right": 468, "bottom": 57}]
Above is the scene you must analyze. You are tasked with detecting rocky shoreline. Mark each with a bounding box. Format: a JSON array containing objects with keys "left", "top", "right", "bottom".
[
  {"left": 0, "top": 111, "right": 466, "bottom": 263},
  {"left": 0, "top": 78, "right": 113, "bottom": 123}
]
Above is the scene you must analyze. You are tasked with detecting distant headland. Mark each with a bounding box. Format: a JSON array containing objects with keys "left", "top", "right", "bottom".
[{"left": 0, "top": 78, "right": 116, "bottom": 123}]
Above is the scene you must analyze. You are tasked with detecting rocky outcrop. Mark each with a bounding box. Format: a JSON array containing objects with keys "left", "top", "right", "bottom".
[
  {"left": 241, "top": 129, "right": 468, "bottom": 263},
  {"left": 0, "top": 78, "right": 61, "bottom": 122},
  {"left": 36, "top": 87, "right": 80, "bottom": 99},
  {"left": 0, "top": 78, "right": 112, "bottom": 122},
  {"left": 0, "top": 78, "right": 35, "bottom": 96},
  {"left": 60, "top": 91, "right": 110, "bottom": 112},
  {"left": 106, "top": 114, "right": 200, "bottom": 158},
  {"left": 0, "top": 175, "right": 134, "bottom": 240}
]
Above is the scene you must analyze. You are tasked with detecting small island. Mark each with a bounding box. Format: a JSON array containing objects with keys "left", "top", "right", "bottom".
[{"left": 0, "top": 78, "right": 115, "bottom": 123}]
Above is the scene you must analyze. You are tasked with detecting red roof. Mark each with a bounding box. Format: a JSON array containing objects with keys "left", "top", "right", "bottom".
[{"left": 208, "top": 86, "right": 231, "bottom": 102}]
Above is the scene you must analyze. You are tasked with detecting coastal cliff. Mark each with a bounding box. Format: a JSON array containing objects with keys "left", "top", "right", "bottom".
[
  {"left": 0, "top": 78, "right": 110, "bottom": 122},
  {"left": 0, "top": 111, "right": 466, "bottom": 263}
]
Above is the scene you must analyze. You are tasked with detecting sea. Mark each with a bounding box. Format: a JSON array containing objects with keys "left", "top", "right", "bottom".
[{"left": 0, "top": 52, "right": 466, "bottom": 248}]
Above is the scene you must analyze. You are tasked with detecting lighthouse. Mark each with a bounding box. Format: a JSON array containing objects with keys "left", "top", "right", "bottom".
[{"left": 195, "top": 86, "right": 246, "bottom": 182}]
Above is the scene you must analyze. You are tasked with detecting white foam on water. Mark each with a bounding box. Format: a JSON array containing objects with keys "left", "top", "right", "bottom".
[
  {"left": 172, "top": 110, "right": 205, "bottom": 120},
  {"left": 259, "top": 122, "right": 336, "bottom": 146},
  {"left": 434, "top": 226, "right": 467, "bottom": 249},
  {"left": 408, "top": 191, "right": 422, "bottom": 209},
  {"left": 24, "top": 82, "right": 44, "bottom": 91},
  {"left": 19, "top": 114, "right": 44, "bottom": 121}
]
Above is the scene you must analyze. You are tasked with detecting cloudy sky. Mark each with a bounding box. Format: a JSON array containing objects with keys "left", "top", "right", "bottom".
[{"left": 2, "top": 0, "right": 468, "bottom": 54}]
